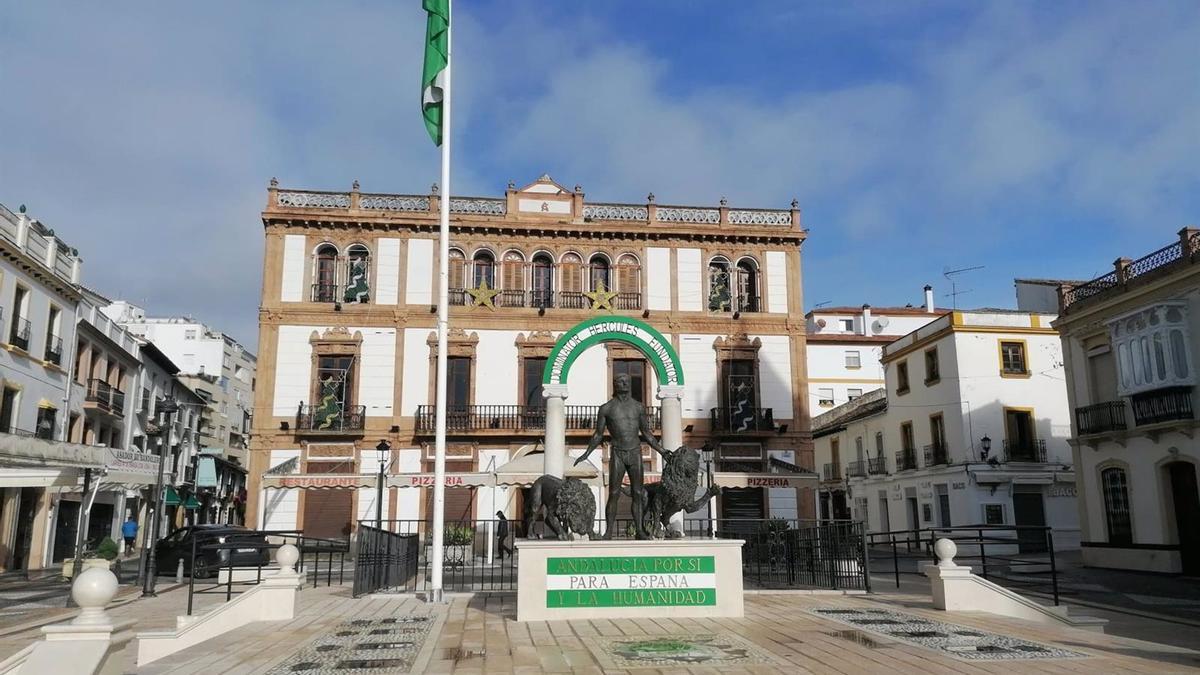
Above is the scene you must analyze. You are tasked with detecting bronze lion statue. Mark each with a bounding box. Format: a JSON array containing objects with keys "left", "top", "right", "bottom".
[
  {"left": 526, "top": 475, "right": 597, "bottom": 540},
  {"left": 643, "top": 446, "right": 721, "bottom": 539}
]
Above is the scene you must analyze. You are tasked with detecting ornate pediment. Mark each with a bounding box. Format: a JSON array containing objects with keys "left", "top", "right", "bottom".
[{"left": 511, "top": 174, "right": 576, "bottom": 216}]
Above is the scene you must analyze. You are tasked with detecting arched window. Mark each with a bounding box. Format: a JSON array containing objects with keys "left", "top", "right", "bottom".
[
  {"left": 313, "top": 244, "right": 339, "bottom": 302},
  {"left": 344, "top": 244, "right": 371, "bottom": 304},
  {"left": 502, "top": 250, "right": 526, "bottom": 307},
  {"left": 736, "top": 258, "right": 760, "bottom": 312},
  {"left": 472, "top": 250, "right": 495, "bottom": 289},
  {"left": 531, "top": 252, "right": 555, "bottom": 309},
  {"left": 588, "top": 254, "right": 611, "bottom": 292},
  {"left": 708, "top": 256, "right": 732, "bottom": 312},
  {"left": 560, "top": 252, "right": 584, "bottom": 309},
  {"left": 616, "top": 253, "right": 641, "bottom": 310},
  {"left": 1101, "top": 467, "right": 1132, "bottom": 545},
  {"left": 448, "top": 248, "right": 466, "bottom": 305}
]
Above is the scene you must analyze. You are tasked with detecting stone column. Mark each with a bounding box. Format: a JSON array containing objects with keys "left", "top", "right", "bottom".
[
  {"left": 656, "top": 385, "right": 687, "bottom": 534},
  {"left": 542, "top": 384, "right": 570, "bottom": 478}
]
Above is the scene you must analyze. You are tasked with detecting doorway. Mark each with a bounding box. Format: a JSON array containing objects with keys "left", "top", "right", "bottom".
[
  {"left": 1012, "top": 486, "right": 1047, "bottom": 553},
  {"left": 1167, "top": 462, "right": 1200, "bottom": 576},
  {"left": 11, "top": 488, "right": 39, "bottom": 570},
  {"left": 878, "top": 491, "right": 890, "bottom": 532},
  {"left": 936, "top": 484, "right": 951, "bottom": 528}
]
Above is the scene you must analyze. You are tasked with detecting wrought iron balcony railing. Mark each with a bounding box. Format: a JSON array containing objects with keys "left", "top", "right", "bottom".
[
  {"left": 895, "top": 448, "right": 917, "bottom": 471},
  {"left": 709, "top": 407, "right": 775, "bottom": 432},
  {"left": 446, "top": 287, "right": 645, "bottom": 310},
  {"left": 8, "top": 316, "right": 30, "bottom": 352},
  {"left": 846, "top": 460, "right": 867, "bottom": 477},
  {"left": 295, "top": 404, "right": 367, "bottom": 433},
  {"left": 1002, "top": 438, "right": 1047, "bottom": 463},
  {"left": 822, "top": 462, "right": 841, "bottom": 481},
  {"left": 311, "top": 283, "right": 340, "bottom": 303},
  {"left": 85, "top": 379, "right": 126, "bottom": 416},
  {"left": 867, "top": 455, "right": 888, "bottom": 475},
  {"left": 1076, "top": 400, "right": 1128, "bottom": 435},
  {"left": 413, "top": 404, "right": 661, "bottom": 434},
  {"left": 44, "top": 335, "right": 63, "bottom": 366},
  {"left": 923, "top": 443, "right": 949, "bottom": 467},
  {"left": 1131, "top": 387, "right": 1195, "bottom": 426}
]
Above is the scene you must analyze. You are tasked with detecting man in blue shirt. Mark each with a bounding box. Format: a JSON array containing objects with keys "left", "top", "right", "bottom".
[{"left": 122, "top": 516, "right": 138, "bottom": 554}]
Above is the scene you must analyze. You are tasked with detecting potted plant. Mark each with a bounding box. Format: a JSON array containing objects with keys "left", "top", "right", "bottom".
[
  {"left": 63, "top": 536, "right": 120, "bottom": 579},
  {"left": 443, "top": 525, "right": 474, "bottom": 566}
]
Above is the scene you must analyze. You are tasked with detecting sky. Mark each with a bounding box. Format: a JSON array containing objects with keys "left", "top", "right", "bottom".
[{"left": 1, "top": 1, "right": 1198, "bottom": 347}]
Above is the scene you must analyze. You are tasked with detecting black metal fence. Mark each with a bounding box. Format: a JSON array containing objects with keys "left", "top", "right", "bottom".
[
  {"left": 866, "top": 525, "right": 1060, "bottom": 605},
  {"left": 356, "top": 517, "right": 869, "bottom": 593}
]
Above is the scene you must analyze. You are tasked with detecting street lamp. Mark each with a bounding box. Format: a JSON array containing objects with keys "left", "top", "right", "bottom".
[
  {"left": 375, "top": 440, "right": 391, "bottom": 529},
  {"left": 143, "top": 396, "right": 180, "bottom": 597},
  {"left": 980, "top": 435, "right": 992, "bottom": 461}
]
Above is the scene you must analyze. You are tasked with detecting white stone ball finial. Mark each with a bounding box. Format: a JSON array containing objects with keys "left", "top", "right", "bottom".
[
  {"left": 934, "top": 538, "right": 958, "bottom": 568},
  {"left": 71, "top": 567, "right": 118, "bottom": 625},
  {"left": 276, "top": 544, "right": 300, "bottom": 573}
]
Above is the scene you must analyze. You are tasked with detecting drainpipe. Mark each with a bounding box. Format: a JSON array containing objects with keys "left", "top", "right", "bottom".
[{"left": 60, "top": 313, "right": 82, "bottom": 442}]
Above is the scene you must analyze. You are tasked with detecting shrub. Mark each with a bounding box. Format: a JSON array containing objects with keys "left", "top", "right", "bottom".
[
  {"left": 758, "top": 518, "right": 791, "bottom": 534},
  {"left": 445, "top": 525, "right": 474, "bottom": 546},
  {"left": 94, "top": 537, "right": 119, "bottom": 561}
]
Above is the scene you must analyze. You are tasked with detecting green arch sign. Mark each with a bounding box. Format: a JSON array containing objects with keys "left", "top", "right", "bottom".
[{"left": 542, "top": 316, "right": 683, "bottom": 387}]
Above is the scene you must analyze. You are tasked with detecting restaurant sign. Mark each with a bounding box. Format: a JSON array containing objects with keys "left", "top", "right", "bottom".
[
  {"left": 107, "top": 449, "right": 160, "bottom": 477},
  {"left": 545, "top": 555, "right": 716, "bottom": 608}
]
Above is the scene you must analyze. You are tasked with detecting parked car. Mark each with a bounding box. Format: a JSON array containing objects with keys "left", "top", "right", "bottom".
[{"left": 154, "top": 525, "right": 271, "bottom": 578}]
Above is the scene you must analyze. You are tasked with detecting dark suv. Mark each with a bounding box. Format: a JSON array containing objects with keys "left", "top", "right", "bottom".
[{"left": 154, "top": 525, "right": 271, "bottom": 578}]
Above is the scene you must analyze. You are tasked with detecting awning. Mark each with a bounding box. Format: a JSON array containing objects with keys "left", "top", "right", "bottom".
[
  {"left": 0, "top": 433, "right": 107, "bottom": 470},
  {"left": 493, "top": 452, "right": 598, "bottom": 485},
  {"left": 196, "top": 456, "right": 218, "bottom": 487},
  {"left": 259, "top": 472, "right": 498, "bottom": 490},
  {"left": 714, "top": 472, "right": 816, "bottom": 489},
  {"left": 164, "top": 486, "right": 181, "bottom": 506}
]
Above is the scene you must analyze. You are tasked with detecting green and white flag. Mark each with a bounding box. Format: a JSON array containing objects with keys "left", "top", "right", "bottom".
[{"left": 422, "top": 0, "right": 450, "bottom": 146}]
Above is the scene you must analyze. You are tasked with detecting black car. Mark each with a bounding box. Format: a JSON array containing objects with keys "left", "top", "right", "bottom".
[{"left": 154, "top": 525, "right": 272, "bottom": 578}]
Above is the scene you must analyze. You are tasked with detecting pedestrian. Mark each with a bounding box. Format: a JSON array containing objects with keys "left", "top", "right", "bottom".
[
  {"left": 122, "top": 516, "right": 138, "bottom": 555},
  {"left": 496, "top": 511, "right": 514, "bottom": 559}
]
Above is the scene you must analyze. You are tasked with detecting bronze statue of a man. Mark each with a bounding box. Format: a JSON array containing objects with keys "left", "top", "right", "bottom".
[{"left": 575, "top": 373, "right": 666, "bottom": 539}]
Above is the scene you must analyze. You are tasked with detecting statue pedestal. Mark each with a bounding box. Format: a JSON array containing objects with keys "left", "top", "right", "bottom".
[{"left": 515, "top": 538, "right": 745, "bottom": 622}]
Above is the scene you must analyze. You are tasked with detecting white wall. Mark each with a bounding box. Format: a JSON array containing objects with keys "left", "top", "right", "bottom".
[
  {"left": 754, "top": 335, "right": 793, "bottom": 419},
  {"left": 272, "top": 325, "right": 317, "bottom": 416},
  {"left": 765, "top": 251, "right": 788, "bottom": 314},
  {"left": 405, "top": 238, "right": 433, "bottom": 305},
  {"left": 355, "top": 327, "right": 396, "bottom": 417},
  {"left": 399, "top": 328, "right": 431, "bottom": 415},
  {"left": 645, "top": 247, "right": 672, "bottom": 311},
  {"left": 375, "top": 238, "right": 401, "bottom": 305},
  {"left": 676, "top": 248, "right": 702, "bottom": 312},
  {"left": 280, "top": 234, "right": 305, "bottom": 302},
  {"left": 565, "top": 344, "right": 609, "bottom": 407},
  {"left": 262, "top": 449, "right": 300, "bottom": 530},
  {"left": 679, "top": 334, "right": 718, "bottom": 417},
  {"left": 394, "top": 448, "right": 423, "bottom": 522},
  {"left": 768, "top": 450, "right": 798, "bottom": 518},
  {"left": 474, "top": 330, "right": 521, "bottom": 406}
]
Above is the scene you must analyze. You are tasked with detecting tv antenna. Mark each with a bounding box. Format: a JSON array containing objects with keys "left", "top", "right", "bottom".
[
  {"left": 943, "top": 265, "right": 984, "bottom": 309},
  {"left": 813, "top": 300, "right": 832, "bottom": 309}
]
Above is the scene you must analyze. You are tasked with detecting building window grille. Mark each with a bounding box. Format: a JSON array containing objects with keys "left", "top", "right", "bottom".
[{"left": 1101, "top": 467, "right": 1133, "bottom": 545}]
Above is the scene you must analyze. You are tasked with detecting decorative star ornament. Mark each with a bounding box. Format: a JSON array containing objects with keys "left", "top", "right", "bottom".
[
  {"left": 585, "top": 281, "right": 618, "bottom": 311},
  {"left": 467, "top": 278, "right": 501, "bottom": 309}
]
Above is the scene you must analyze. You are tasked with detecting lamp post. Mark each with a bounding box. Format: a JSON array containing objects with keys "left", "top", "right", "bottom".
[
  {"left": 375, "top": 440, "right": 390, "bottom": 529},
  {"left": 143, "top": 396, "right": 179, "bottom": 597},
  {"left": 980, "top": 435, "right": 992, "bottom": 462}
]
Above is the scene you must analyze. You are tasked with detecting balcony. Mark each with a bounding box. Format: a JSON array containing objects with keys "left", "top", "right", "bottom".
[
  {"left": 413, "top": 404, "right": 661, "bottom": 434},
  {"left": 867, "top": 455, "right": 888, "bottom": 475},
  {"left": 709, "top": 407, "right": 775, "bottom": 433},
  {"left": 447, "top": 287, "right": 645, "bottom": 311},
  {"left": 895, "top": 448, "right": 917, "bottom": 471},
  {"left": 8, "top": 317, "right": 30, "bottom": 352},
  {"left": 295, "top": 404, "right": 366, "bottom": 434},
  {"left": 1076, "top": 400, "right": 1128, "bottom": 435},
  {"left": 822, "top": 462, "right": 841, "bottom": 481},
  {"left": 84, "top": 379, "right": 126, "bottom": 417},
  {"left": 311, "top": 283, "right": 340, "bottom": 303},
  {"left": 846, "top": 460, "right": 867, "bottom": 477},
  {"left": 44, "top": 335, "right": 63, "bottom": 366},
  {"left": 923, "top": 443, "right": 949, "bottom": 467},
  {"left": 1003, "top": 438, "right": 1047, "bottom": 463},
  {"left": 1131, "top": 386, "right": 1195, "bottom": 426}
]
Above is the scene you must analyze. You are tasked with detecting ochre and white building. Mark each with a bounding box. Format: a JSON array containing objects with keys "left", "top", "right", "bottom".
[
  {"left": 813, "top": 309, "right": 1080, "bottom": 551},
  {"left": 248, "top": 176, "right": 817, "bottom": 539},
  {"left": 1055, "top": 228, "right": 1200, "bottom": 574}
]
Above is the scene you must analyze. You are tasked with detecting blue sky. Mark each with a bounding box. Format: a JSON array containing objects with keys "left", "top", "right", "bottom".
[{"left": 1, "top": 1, "right": 1198, "bottom": 345}]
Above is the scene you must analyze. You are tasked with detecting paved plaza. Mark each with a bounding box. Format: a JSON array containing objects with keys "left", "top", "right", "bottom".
[{"left": 2, "top": 580, "right": 1198, "bottom": 673}]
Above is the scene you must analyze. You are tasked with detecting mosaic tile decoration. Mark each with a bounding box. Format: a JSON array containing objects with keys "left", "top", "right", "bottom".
[
  {"left": 812, "top": 607, "right": 1088, "bottom": 661},
  {"left": 265, "top": 614, "right": 436, "bottom": 674},
  {"left": 583, "top": 632, "right": 787, "bottom": 669}
]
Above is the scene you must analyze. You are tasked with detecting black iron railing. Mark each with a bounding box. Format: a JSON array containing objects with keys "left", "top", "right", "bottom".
[
  {"left": 1003, "top": 438, "right": 1047, "bottom": 462},
  {"left": 295, "top": 404, "right": 366, "bottom": 433},
  {"left": 9, "top": 317, "right": 30, "bottom": 351},
  {"left": 85, "top": 379, "right": 125, "bottom": 416},
  {"left": 709, "top": 407, "right": 775, "bottom": 432},
  {"left": 1131, "top": 387, "right": 1194, "bottom": 426},
  {"left": 822, "top": 462, "right": 841, "bottom": 481},
  {"left": 1076, "top": 400, "right": 1128, "bottom": 435},
  {"left": 311, "top": 283, "right": 339, "bottom": 303},
  {"left": 352, "top": 524, "right": 419, "bottom": 597},
  {"left": 413, "top": 404, "right": 661, "bottom": 433},
  {"left": 847, "top": 460, "right": 867, "bottom": 477},
  {"left": 868, "top": 455, "right": 887, "bottom": 475},
  {"left": 923, "top": 443, "right": 949, "bottom": 467},
  {"left": 895, "top": 448, "right": 917, "bottom": 471},
  {"left": 44, "top": 335, "right": 63, "bottom": 366}
]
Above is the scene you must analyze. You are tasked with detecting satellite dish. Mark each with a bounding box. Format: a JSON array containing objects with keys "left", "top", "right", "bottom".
[
  {"left": 816, "top": 319, "right": 827, "bottom": 328},
  {"left": 874, "top": 316, "right": 890, "bottom": 332}
]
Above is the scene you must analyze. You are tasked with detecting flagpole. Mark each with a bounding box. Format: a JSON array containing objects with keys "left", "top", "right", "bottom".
[{"left": 429, "top": 0, "right": 451, "bottom": 604}]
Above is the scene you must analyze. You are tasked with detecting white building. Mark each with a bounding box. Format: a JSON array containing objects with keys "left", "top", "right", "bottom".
[
  {"left": 105, "top": 303, "right": 255, "bottom": 464},
  {"left": 1055, "top": 228, "right": 1200, "bottom": 574},
  {"left": 805, "top": 286, "right": 945, "bottom": 411},
  {"left": 813, "top": 309, "right": 1080, "bottom": 552}
]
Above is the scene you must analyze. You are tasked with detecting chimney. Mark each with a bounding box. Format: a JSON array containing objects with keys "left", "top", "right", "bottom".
[
  {"left": 924, "top": 285, "right": 935, "bottom": 313},
  {"left": 861, "top": 304, "right": 872, "bottom": 336},
  {"left": 15, "top": 208, "right": 29, "bottom": 250}
]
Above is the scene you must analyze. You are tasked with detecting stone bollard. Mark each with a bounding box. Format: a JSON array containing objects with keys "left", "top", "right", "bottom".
[
  {"left": 276, "top": 543, "right": 300, "bottom": 576},
  {"left": 176, "top": 558, "right": 184, "bottom": 584},
  {"left": 17, "top": 566, "right": 136, "bottom": 674},
  {"left": 71, "top": 567, "right": 119, "bottom": 625},
  {"left": 933, "top": 538, "right": 958, "bottom": 568}
]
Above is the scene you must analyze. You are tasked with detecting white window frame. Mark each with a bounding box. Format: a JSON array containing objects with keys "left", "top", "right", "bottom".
[
  {"left": 845, "top": 350, "right": 861, "bottom": 368},
  {"left": 1107, "top": 302, "right": 1194, "bottom": 396},
  {"left": 817, "top": 388, "right": 834, "bottom": 407},
  {"left": 839, "top": 318, "right": 854, "bottom": 332}
]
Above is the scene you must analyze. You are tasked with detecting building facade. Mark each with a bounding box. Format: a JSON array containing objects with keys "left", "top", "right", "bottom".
[
  {"left": 249, "top": 176, "right": 816, "bottom": 539},
  {"left": 813, "top": 309, "right": 1080, "bottom": 551},
  {"left": 805, "top": 289, "right": 945, "bottom": 412},
  {"left": 1055, "top": 228, "right": 1200, "bottom": 574}
]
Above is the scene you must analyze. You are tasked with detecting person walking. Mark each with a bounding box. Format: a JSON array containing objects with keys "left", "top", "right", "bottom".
[
  {"left": 495, "top": 511, "right": 514, "bottom": 560},
  {"left": 122, "top": 516, "right": 138, "bottom": 556}
]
